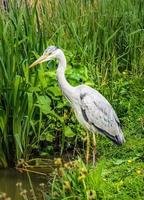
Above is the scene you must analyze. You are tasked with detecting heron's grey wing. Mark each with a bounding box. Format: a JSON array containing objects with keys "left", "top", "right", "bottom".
[{"left": 78, "top": 86, "right": 124, "bottom": 144}]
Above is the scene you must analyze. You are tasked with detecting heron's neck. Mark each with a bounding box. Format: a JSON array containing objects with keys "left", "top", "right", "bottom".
[{"left": 56, "top": 53, "right": 74, "bottom": 100}]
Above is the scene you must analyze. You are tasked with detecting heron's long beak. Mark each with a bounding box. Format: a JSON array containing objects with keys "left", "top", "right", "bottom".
[{"left": 29, "top": 54, "right": 48, "bottom": 68}]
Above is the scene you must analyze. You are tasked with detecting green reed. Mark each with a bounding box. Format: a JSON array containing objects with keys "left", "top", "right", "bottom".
[{"left": 0, "top": 0, "right": 144, "bottom": 167}]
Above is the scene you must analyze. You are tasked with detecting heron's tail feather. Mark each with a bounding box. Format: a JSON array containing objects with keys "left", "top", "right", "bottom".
[
  {"left": 92, "top": 123, "right": 125, "bottom": 145},
  {"left": 111, "top": 128, "right": 125, "bottom": 146}
]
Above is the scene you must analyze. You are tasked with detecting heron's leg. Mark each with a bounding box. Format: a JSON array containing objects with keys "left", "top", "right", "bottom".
[
  {"left": 92, "top": 132, "right": 96, "bottom": 166},
  {"left": 86, "top": 132, "right": 90, "bottom": 164}
]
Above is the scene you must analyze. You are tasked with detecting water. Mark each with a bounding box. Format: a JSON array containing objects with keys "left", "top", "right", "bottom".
[{"left": 0, "top": 168, "right": 48, "bottom": 199}]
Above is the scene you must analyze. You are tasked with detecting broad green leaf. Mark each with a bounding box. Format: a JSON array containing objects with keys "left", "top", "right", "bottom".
[
  {"left": 36, "top": 95, "right": 51, "bottom": 114},
  {"left": 45, "top": 133, "right": 54, "bottom": 142},
  {"left": 40, "top": 132, "right": 54, "bottom": 142},
  {"left": 64, "top": 126, "right": 75, "bottom": 137},
  {"left": 48, "top": 86, "right": 62, "bottom": 97},
  {"left": 29, "top": 86, "right": 41, "bottom": 92},
  {"left": 112, "top": 159, "right": 125, "bottom": 165},
  {"left": 38, "top": 69, "right": 47, "bottom": 88}
]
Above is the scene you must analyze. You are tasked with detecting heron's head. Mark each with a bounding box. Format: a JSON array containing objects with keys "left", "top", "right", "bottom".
[{"left": 29, "top": 46, "right": 60, "bottom": 68}]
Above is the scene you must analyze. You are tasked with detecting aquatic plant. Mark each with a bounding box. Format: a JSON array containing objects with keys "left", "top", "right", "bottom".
[{"left": 0, "top": 0, "right": 144, "bottom": 169}]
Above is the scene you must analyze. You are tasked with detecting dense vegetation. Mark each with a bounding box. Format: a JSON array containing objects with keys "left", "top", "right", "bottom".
[{"left": 0, "top": 0, "right": 144, "bottom": 199}]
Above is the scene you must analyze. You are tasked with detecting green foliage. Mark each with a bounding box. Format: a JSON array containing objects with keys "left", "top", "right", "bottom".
[
  {"left": 0, "top": 0, "right": 143, "bottom": 199},
  {"left": 48, "top": 159, "right": 105, "bottom": 200},
  {"left": 47, "top": 158, "right": 144, "bottom": 200},
  {"left": 0, "top": 0, "right": 143, "bottom": 178}
]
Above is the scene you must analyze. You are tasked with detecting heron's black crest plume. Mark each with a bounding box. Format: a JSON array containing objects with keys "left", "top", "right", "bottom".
[{"left": 44, "top": 46, "right": 58, "bottom": 54}]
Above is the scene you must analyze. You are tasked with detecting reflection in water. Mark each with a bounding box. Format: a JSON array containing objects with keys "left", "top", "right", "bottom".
[{"left": 0, "top": 168, "right": 48, "bottom": 200}]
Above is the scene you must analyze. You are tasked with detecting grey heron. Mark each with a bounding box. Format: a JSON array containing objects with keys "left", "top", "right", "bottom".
[{"left": 30, "top": 46, "right": 125, "bottom": 164}]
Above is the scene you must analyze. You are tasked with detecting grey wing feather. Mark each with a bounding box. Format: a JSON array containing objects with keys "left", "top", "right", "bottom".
[{"left": 78, "top": 85, "right": 121, "bottom": 138}]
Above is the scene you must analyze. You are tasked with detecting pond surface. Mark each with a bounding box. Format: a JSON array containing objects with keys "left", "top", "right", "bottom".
[{"left": 0, "top": 168, "right": 48, "bottom": 199}]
